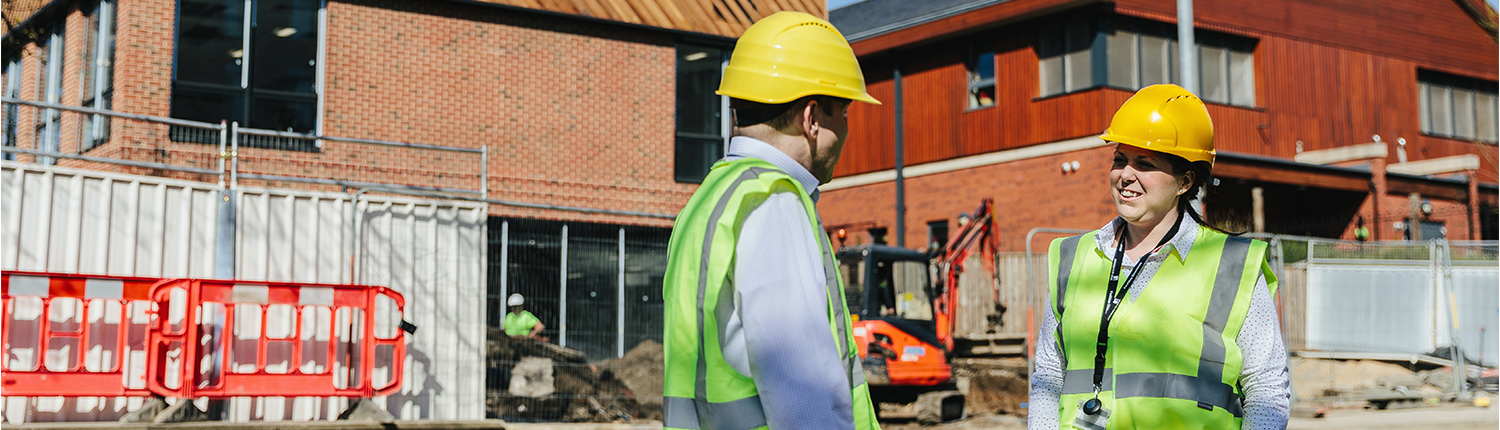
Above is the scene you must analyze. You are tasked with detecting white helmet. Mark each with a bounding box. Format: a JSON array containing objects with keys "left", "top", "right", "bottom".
[{"left": 507, "top": 293, "right": 525, "bottom": 307}]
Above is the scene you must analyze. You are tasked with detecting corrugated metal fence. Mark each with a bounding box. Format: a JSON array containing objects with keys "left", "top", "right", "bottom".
[{"left": 2, "top": 162, "right": 488, "bottom": 421}]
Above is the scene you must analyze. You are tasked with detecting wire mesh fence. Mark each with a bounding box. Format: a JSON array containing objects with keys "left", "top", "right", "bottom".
[{"left": 485, "top": 217, "right": 670, "bottom": 422}]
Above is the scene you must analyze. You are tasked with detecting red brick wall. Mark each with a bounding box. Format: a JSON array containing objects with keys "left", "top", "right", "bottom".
[{"left": 5, "top": 0, "right": 702, "bottom": 228}]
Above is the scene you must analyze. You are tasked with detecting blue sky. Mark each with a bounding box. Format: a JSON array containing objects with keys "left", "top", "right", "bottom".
[
  {"left": 831, "top": 0, "right": 1500, "bottom": 11},
  {"left": 828, "top": 0, "right": 861, "bottom": 10}
]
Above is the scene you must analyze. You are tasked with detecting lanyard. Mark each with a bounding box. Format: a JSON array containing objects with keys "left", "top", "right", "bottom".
[{"left": 1090, "top": 215, "right": 1182, "bottom": 396}]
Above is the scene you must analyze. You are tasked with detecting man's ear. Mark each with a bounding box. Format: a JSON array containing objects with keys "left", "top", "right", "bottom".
[{"left": 802, "top": 98, "right": 820, "bottom": 140}]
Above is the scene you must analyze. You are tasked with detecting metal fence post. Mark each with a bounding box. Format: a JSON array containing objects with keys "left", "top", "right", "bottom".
[
  {"left": 560, "top": 224, "right": 568, "bottom": 348},
  {"left": 500, "top": 220, "right": 509, "bottom": 328},
  {"left": 618, "top": 227, "right": 626, "bottom": 358},
  {"left": 1440, "top": 239, "right": 1469, "bottom": 399}
]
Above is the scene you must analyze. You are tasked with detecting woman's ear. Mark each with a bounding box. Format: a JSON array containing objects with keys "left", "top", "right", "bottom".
[{"left": 1178, "top": 171, "right": 1196, "bottom": 196}]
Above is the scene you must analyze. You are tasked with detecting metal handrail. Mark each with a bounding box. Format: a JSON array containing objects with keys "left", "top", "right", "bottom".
[
  {"left": 0, "top": 147, "right": 220, "bottom": 175},
  {"left": 2, "top": 97, "right": 224, "bottom": 130},
  {"left": 2, "top": 98, "right": 484, "bottom": 154}
]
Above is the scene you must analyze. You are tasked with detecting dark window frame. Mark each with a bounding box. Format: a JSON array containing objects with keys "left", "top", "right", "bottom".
[
  {"left": 967, "top": 43, "right": 996, "bottom": 110},
  {"left": 79, "top": 0, "right": 116, "bottom": 152},
  {"left": 1418, "top": 69, "right": 1499, "bottom": 144},
  {"left": 169, "top": 0, "right": 323, "bottom": 152},
  {"left": 4, "top": 55, "right": 21, "bottom": 160},
  {"left": 674, "top": 42, "right": 731, "bottom": 184},
  {"left": 1042, "top": 15, "right": 1258, "bottom": 108}
]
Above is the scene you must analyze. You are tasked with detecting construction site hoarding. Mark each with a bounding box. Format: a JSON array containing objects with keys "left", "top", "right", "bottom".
[{"left": 1, "top": 162, "right": 486, "bottom": 422}]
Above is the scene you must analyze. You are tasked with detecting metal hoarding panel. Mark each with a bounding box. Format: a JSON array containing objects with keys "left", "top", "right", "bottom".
[{"left": 2, "top": 162, "right": 486, "bottom": 422}]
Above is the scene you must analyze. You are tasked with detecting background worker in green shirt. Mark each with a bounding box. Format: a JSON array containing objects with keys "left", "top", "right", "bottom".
[{"left": 504, "top": 293, "right": 546, "bottom": 340}]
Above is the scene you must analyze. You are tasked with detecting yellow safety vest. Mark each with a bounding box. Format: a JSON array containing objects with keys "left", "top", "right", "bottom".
[
  {"left": 1047, "top": 226, "right": 1276, "bottom": 429},
  {"left": 662, "top": 158, "right": 880, "bottom": 430}
]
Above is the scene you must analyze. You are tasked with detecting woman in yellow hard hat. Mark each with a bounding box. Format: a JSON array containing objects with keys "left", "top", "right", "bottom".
[{"left": 1028, "top": 84, "right": 1290, "bottom": 429}]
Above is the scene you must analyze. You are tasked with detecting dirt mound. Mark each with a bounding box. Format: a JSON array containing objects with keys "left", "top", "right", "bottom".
[
  {"left": 953, "top": 358, "right": 1029, "bottom": 417},
  {"left": 596, "top": 339, "right": 665, "bottom": 419},
  {"left": 1290, "top": 357, "right": 1453, "bottom": 400},
  {"left": 486, "top": 329, "right": 653, "bottom": 422}
]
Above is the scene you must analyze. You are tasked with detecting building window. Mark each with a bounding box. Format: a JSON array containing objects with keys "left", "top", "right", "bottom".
[
  {"left": 1038, "top": 20, "right": 1098, "bottom": 97},
  {"left": 35, "top": 25, "right": 63, "bottom": 165},
  {"left": 1047, "top": 16, "right": 1257, "bottom": 107},
  {"left": 968, "top": 47, "right": 995, "bottom": 109},
  {"left": 927, "top": 220, "right": 949, "bottom": 251},
  {"left": 1419, "top": 70, "right": 1498, "bottom": 143},
  {"left": 4, "top": 57, "right": 20, "bottom": 160},
  {"left": 868, "top": 227, "right": 888, "bottom": 245},
  {"left": 79, "top": 0, "right": 116, "bottom": 152},
  {"left": 674, "top": 43, "right": 728, "bottom": 183},
  {"left": 170, "top": 0, "right": 321, "bottom": 151}
]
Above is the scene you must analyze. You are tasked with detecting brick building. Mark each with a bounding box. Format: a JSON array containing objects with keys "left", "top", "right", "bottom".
[
  {"left": 822, "top": 0, "right": 1500, "bottom": 252},
  {"left": 1, "top": 0, "right": 823, "bottom": 421}
]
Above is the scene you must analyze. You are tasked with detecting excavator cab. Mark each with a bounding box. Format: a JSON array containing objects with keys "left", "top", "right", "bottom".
[
  {"left": 838, "top": 245, "right": 941, "bottom": 356},
  {"left": 838, "top": 244, "right": 965, "bottom": 422}
]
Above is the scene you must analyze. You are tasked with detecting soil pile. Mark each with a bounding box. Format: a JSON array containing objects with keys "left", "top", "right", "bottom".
[
  {"left": 486, "top": 328, "right": 654, "bottom": 422},
  {"left": 953, "top": 358, "right": 1029, "bottom": 417}
]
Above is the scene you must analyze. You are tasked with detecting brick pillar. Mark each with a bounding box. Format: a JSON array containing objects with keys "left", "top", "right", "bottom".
[
  {"left": 1469, "top": 171, "right": 1482, "bottom": 240},
  {"left": 1370, "top": 157, "right": 1388, "bottom": 241}
]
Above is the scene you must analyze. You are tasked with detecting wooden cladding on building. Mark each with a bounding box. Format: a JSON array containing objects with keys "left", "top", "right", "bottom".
[
  {"left": 476, "top": 0, "right": 825, "bottom": 37},
  {"left": 834, "top": 0, "right": 1498, "bottom": 182}
]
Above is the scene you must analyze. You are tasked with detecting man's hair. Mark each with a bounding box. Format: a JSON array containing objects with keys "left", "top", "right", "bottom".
[{"left": 731, "top": 96, "right": 844, "bottom": 134}]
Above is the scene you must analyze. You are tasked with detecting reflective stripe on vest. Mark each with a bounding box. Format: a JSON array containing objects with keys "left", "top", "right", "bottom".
[
  {"left": 1050, "top": 228, "right": 1263, "bottom": 426},
  {"left": 663, "top": 159, "right": 875, "bottom": 430}
]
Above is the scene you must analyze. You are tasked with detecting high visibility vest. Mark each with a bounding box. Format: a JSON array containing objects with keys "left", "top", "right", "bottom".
[
  {"left": 1047, "top": 226, "right": 1277, "bottom": 429},
  {"left": 662, "top": 158, "right": 880, "bottom": 430}
]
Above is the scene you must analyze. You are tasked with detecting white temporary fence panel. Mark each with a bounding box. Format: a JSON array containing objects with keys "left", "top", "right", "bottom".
[
  {"left": 1453, "top": 264, "right": 1499, "bottom": 367},
  {"left": 1, "top": 162, "right": 487, "bottom": 422},
  {"left": 1305, "top": 262, "right": 1439, "bottom": 354}
]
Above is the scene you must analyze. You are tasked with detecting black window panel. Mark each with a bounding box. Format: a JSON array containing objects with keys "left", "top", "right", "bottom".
[
  {"left": 674, "top": 135, "right": 722, "bottom": 183},
  {"left": 564, "top": 223, "right": 621, "bottom": 361},
  {"left": 251, "top": 0, "right": 318, "bottom": 94},
  {"left": 675, "top": 45, "right": 724, "bottom": 136},
  {"left": 674, "top": 44, "right": 726, "bottom": 183},
  {"left": 170, "top": 84, "right": 244, "bottom": 125},
  {"left": 928, "top": 220, "right": 950, "bottom": 251},
  {"left": 172, "top": 0, "right": 320, "bottom": 151},
  {"left": 249, "top": 94, "right": 316, "bottom": 132},
  {"left": 176, "top": 0, "right": 245, "bottom": 87}
]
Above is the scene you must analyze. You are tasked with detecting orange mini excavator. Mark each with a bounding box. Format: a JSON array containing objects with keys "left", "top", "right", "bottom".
[{"left": 837, "top": 199, "right": 999, "bottom": 423}]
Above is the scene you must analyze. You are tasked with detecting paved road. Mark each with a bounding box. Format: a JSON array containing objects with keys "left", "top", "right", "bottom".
[{"left": 1289, "top": 405, "right": 1497, "bottom": 430}]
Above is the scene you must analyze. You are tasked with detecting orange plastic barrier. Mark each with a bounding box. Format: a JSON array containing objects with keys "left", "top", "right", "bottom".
[
  {"left": 1, "top": 271, "right": 164, "bottom": 397},
  {"left": 145, "top": 278, "right": 409, "bottom": 399},
  {"left": 2, "top": 272, "right": 410, "bottom": 402}
]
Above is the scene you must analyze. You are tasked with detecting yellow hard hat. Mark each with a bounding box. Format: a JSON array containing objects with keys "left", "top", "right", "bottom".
[
  {"left": 1100, "top": 84, "right": 1215, "bottom": 165},
  {"left": 717, "top": 12, "right": 881, "bottom": 105}
]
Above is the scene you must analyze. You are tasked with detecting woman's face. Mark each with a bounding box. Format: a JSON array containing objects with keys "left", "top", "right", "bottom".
[{"left": 1109, "top": 144, "right": 1191, "bottom": 226}]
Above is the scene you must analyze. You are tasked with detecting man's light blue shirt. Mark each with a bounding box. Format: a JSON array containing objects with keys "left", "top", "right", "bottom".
[{"left": 720, "top": 136, "right": 855, "bottom": 429}]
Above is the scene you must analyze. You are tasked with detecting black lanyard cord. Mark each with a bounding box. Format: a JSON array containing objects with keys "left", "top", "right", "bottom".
[{"left": 1091, "top": 214, "right": 1183, "bottom": 393}]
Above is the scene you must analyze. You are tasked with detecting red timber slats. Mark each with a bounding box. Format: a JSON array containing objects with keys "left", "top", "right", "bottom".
[
  {"left": 145, "top": 278, "right": 408, "bottom": 399},
  {"left": 1113, "top": 0, "right": 1498, "bottom": 79},
  {"left": 471, "top": 0, "right": 824, "bottom": 38},
  {"left": 834, "top": 1, "right": 1497, "bottom": 180},
  {"left": 1, "top": 272, "right": 164, "bottom": 397}
]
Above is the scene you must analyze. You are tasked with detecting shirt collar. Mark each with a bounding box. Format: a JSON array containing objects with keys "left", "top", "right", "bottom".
[
  {"left": 725, "top": 136, "right": 822, "bottom": 202},
  {"left": 1094, "top": 211, "right": 1200, "bottom": 264}
]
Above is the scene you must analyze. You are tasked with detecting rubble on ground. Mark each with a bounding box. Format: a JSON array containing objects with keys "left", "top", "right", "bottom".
[
  {"left": 485, "top": 328, "right": 657, "bottom": 422},
  {"left": 952, "top": 358, "right": 1029, "bottom": 417}
]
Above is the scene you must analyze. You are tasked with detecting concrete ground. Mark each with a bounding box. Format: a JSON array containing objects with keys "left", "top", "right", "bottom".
[
  {"left": 1289, "top": 404, "right": 1497, "bottom": 430},
  {"left": 8, "top": 405, "right": 1494, "bottom": 429}
]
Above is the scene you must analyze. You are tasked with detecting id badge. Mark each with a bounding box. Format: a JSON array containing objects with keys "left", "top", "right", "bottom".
[{"left": 1072, "top": 398, "right": 1111, "bottom": 430}]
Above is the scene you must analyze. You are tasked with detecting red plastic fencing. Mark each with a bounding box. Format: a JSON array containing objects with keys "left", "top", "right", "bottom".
[
  {"left": 145, "top": 278, "right": 408, "bottom": 399},
  {"left": 1, "top": 271, "right": 163, "bottom": 397},
  {"left": 2, "top": 272, "right": 409, "bottom": 401}
]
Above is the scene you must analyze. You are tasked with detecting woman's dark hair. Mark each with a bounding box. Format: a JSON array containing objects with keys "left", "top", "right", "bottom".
[{"left": 1162, "top": 153, "right": 1243, "bottom": 235}]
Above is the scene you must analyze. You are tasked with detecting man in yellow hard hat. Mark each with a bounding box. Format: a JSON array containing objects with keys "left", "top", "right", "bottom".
[{"left": 662, "top": 11, "right": 882, "bottom": 430}]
